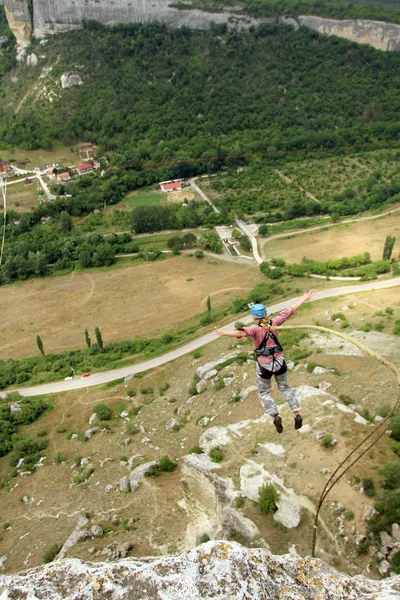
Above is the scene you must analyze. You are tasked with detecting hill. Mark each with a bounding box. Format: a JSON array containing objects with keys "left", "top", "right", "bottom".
[{"left": 0, "top": 21, "right": 399, "bottom": 164}]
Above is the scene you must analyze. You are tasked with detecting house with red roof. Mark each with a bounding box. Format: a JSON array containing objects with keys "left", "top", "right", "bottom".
[
  {"left": 57, "top": 172, "right": 72, "bottom": 182},
  {"left": 76, "top": 163, "right": 94, "bottom": 175},
  {"left": 159, "top": 179, "right": 183, "bottom": 193},
  {"left": 0, "top": 160, "right": 12, "bottom": 175}
]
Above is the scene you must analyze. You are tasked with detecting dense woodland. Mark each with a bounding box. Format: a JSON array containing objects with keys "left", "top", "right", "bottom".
[{"left": 0, "top": 19, "right": 399, "bottom": 167}]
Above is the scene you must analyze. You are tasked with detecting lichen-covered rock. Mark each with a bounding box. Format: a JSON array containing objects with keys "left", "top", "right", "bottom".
[
  {"left": 1, "top": 541, "right": 400, "bottom": 599},
  {"left": 61, "top": 72, "right": 83, "bottom": 89}
]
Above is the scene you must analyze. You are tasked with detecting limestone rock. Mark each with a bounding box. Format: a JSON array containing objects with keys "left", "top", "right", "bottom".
[
  {"left": 61, "top": 73, "right": 83, "bottom": 89},
  {"left": 26, "top": 53, "right": 38, "bottom": 66},
  {"left": 196, "top": 379, "right": 208, "bottom": 394},
  {"left": 223, "top": 376, "right": 235, "bottom": 387},
  {"left": 196, "top": 352, "right": 239, "bottom": 379},
  {"left": 166, "top": 418, "right": 180, "bottom": 432},
  {"left": 392, "top": 523, "right": 400, "bottom": 541},
  {"left": 312, "top": 366, "right": 331, "bottom": 375},
  {"left": 378, "top": 559, "right": 392, "bottom": 576},
  {"left": 363, "top": 505, "right": 379, "bottom": 521},
  {"left": 128, "top": 461, "right": 157, "bottom": 493},
  {"left": 85, "top": 426, "right": 100, "bottom": 440},
  {"left": 89, "top": 525, "right": 103, "bottom": 538},
  {"left": 3, "top": 540, "right": 400, "bottom": 599}
]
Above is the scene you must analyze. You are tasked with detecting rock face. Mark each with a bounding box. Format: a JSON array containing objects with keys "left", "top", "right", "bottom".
[
  {"left": 1, "top": 541, "right": 400, "bottom": 599},
  {"left": 298, "top": 16, "right": 400, "bottom": 52},
  {"left": 3, "top": 2, "right": 400, "bottom": 52}
]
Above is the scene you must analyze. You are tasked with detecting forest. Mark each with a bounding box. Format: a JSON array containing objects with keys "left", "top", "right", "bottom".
[{"left": 0, "top": 19, "right": 399, "bottom": 173}]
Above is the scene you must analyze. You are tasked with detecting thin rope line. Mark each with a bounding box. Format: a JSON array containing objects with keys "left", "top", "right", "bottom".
[{"left": 0, "top": 176, "right": 6, "bottom": 267}]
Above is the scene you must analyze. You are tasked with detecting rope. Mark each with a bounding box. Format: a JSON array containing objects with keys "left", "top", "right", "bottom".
[
  {"left": 0, "top": 176, "right": 6, "bottom": 267},
  {"left": 271, "top": 324, "right": 400, "bottom": 557}
]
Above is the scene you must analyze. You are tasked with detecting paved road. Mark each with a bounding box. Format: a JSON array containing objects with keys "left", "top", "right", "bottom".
[{"left": 2, "top": 277, "right": 399, "bottom": 399}]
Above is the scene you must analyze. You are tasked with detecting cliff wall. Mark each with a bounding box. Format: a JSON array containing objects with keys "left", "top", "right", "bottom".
[
  {"left": 2, "top": 1, "right": 400, "bottom": 53},
  {"left": 299, "top": 15, "right": 400, "bottom": 52}
]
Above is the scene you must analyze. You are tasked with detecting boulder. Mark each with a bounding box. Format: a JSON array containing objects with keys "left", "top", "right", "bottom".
[
  {"left": 378, "top": 559, "right": 392, "bottom": 576},
  {"left": 196, "top": 379, "right": 208, "bottom": 394},
  {"left": 89, "top": 525, "right": 103, "bottom": 538},
  {"left": 223, "top": 377, "right": 235, "bottom": 387},
  {"left": 196, "top": 352, "right": 239, "bottom": 379},
  {"left": 392, "top": 523, "right": 400, "bottom": 541},
  {"left": 166, "top": 419, "right": 180, "bottom": 432},
  {"left": 26, "top": 53, "right": 38, "bottom": 66},
  {"left": 61, "top": 73, "right": 83, "bottom": 89},
  {"left": 128, "top": 461, "right": 157, "bottom": 493},
  {"left": 312, "top": 366, "right": 331, "bottom": 375},
  {"left": 363, "top": 505, "right": 379, "bottom": 521}
]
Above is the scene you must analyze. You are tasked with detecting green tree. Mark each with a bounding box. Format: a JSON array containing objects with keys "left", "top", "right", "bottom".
[
  {"left": 36, "top": 335, "right": 45, "bottom": 356},
  {"left": 258, "top": 483, "right": 280, "bottom": 514},
  {"left": 95, "top": 326, "right": 104, "bottom": 350},
  {"left": 383, "top": 235, "right": 396, "bottom": 260},
  {"left": 84, "top": 328, "right": 91, "bottom": 348},
  {"left": 59, "top": 211, "right": 72, "bottom": 232},
  {"left": 207, "top": 295, "right": 212, "bottom": 314}
]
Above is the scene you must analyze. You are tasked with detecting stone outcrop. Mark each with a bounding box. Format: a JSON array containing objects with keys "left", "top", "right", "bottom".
[
  {"left": 3, "top": 2, "right": 400, "bottom": 52},
  {"left": 298, "top": 16, "right": 400, "bottom": 52},
  {"left": 1, "top": 541, "right": 400, "bottom": 599}
]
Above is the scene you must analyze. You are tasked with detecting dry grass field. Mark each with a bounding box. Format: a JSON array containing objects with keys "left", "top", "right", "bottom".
[
  {"left": 1, "top": 180, "right": 41, "bottom": 213},
  {"left": 264, "top": 210, "right": 400, "bottom": 263},
  {"left": 0, "top": 289, "right": 399, "bottom": 575},
  {"left": 0, "top": 146, "right": 77, "bottom": 170},
  {"left": 0, "top": 256, "right": 262, "bottom": 360}
]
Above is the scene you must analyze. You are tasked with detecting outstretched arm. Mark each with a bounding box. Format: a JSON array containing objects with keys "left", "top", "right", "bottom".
[
  {"left": 291, "top": 289, "right": 317, "bottom": 313},
  {"left": 214, "top": 327, "right": 247, "bottom": 339}
]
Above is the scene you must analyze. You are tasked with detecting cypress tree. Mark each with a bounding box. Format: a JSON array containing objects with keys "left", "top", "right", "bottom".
[
  {"left": 383, "top": 235, "right": 396, "bottom": 260},
  {"left": 36, "top": 335, "right": 45, "bottom": 356},
  {"left": 95, "top": 326, "right": 104, "bottom": 351},
  {"left": 84, "top": 328, "right": 91, "bottom": 348}
]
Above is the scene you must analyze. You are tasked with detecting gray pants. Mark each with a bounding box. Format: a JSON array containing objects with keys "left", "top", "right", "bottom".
[{"left": 256, "top": 362, "right": 301, "bottom": 417}]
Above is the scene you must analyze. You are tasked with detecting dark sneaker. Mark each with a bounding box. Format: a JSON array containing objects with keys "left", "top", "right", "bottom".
[
  {"left": 294, "top": 414, "right": 303, "bottom": 430},
  {"left": 273, "top": 414, "right": 283, "bottom": 434}
]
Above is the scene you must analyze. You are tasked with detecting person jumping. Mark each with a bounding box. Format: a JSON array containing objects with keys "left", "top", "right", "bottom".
[{"left": 214, "top": 289, "right": 316, "bottom": 434}]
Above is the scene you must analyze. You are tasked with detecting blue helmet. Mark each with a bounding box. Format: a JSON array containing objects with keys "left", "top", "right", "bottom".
[{"left": 250, "top": 304, "right": 267, "bottom": 318}]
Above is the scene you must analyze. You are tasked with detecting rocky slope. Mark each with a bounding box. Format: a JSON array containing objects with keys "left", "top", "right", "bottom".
[
  {"left": 3, "top": 0, "right": 400, "bottom": 52},
  {"left": 0, "top": 540, "right": 399, "bottom": 599}
]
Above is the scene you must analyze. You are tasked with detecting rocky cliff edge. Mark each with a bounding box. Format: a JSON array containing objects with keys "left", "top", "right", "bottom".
[{"left": 0, "top": 541, "right": 400, "bottom": 599}]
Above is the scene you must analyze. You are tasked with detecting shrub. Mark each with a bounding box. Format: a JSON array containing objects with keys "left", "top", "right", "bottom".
[
  {"left": 43, "top": 543, "right": 62, "bottom": 563},
  {"left": 339, "top": 394, "right": 353, "bottom": 406},
  {"left": 361, "top": 323, "right": 372, "bottom": 332},
  {"left": 93, "top": 404, "right": 112, "bottom": 421},
  {"left": 390, "top": 415, "right": 400, "bottom": 441},
  {"left": 391, "top": 551, "right": 400, "bottom": 574},
  {"left": 56, "top": 427, "right": 67, "bottom": 434},
  {"left": 234, "top": 496, "right": 245, "bottom": 509},
  {"left": 258, "top": 483, "right": 280, "bottom": 514},
  {"left": 188, "top": 446, "right": 203, "bottom": 455},
  {"left": 374, "top": 321, "right": 385, "bottom": 332},
  {"left": 229, "top": 392, "right": 241, "bottom": 404},
  {"left": 127, "top": 390, "right": 136, "bottom": 397},
  {"left": 54, "top": 452, "right": 65, "bottom": 464},
  {"left": 191, "top": 348, "right": 202, "bottom": 359},
  {"left": 125, "top": 423, "right": 139, "bottom": 435},
  {"left": 37, "top": 429, "right": 47, "bottom": 437},
  {"left": 159, "top": 382, "right": 170, "bottom": 396},
  {"left": 199, "top": 534, "right": 210, "bottom": 544},
  {"left": 378, "top": 462, "right": 400, "bottom": 490},
  {"left": 209, "top": 447, "right": 223, "bottom": 463},
  {"left": 194, "top": 249, "right": 204, "bottom": 259},
  {"left": 140, "top": 387, "right": 153, "bottom": 395},
  {"left": 363, "top": 478, "right": 376, "bottom": 497},
  {"left": 74, "top": 456, "right": 83, "bottom": 466},
  {"left": 145, "top": 455, "right": 177, "bottom": 477},
  {"left": 331, "top": 313, "right": 346, "bottom": 321},
  {"left": 393, "top": 320, "right": 400, "bottom": 335},
  {"left": 215, "top": 378, "right": 225, "bottom": 391},
  {"left": 385, "top": 307, "right": 394, "bottom": 316},
  {"left": 322, "top": 435, "right": 333, "bottom": 448}
]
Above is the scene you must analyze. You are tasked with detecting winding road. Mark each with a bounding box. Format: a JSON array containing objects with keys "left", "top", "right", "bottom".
[{"left": 1, "top": 277, "right": 399, "bottom": 399}]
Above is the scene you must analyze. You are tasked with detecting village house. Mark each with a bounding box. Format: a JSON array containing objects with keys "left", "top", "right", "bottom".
[
  {"left": 159, "top": 179, "right": 183, "bottom": 193},
  {"left": 79, "top": 142, "right": 97, "bottom": 161},
  {"left": 0, "top": 160, "right": 12, "bottom": 175},
  {"left": 76, "top": 163, "right": 94, "bottom": 175},
  {"left": 57, "top": 172, "right": 72, "bottom": 182},
  {"left": 46, "top": 169, "right": 56, "bottom": 180}
]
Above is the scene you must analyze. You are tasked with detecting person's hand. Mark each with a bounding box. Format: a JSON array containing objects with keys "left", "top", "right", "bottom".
[
  {"left": 214, "top": 327, "right": 224, "bottom": 337},
  {"left": 302, "top": 289, "right": 317, "bottom": 302}
]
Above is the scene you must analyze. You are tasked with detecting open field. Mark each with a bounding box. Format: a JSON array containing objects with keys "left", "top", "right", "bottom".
[
  {"left": 0, "top": 146, "right": 77, "bottom": 170},
  {"left": 264, "top": 210, "right": 400, "bottom": 263},
  {"left": 125, "top": 189, "right": 165, "bottom": 208},
  {"left": 0, "top": 288, "right": 399, "bottom": 575},
  {"left": 0, "top": 255, "right": 263, "bottom": 360},
  {"left": 0, "top": 179, "right": 41, "bottom": 213}
]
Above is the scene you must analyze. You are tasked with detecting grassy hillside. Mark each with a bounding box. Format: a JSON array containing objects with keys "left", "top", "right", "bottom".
[{"left": 0, "top": 22, "right": 399, "bottom": 165}]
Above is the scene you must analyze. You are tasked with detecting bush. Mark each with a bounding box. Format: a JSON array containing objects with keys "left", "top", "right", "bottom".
[
  {"left": 331, "top": 312, "right": 346, "bottom": 321},
  {"left": 37, "top": 429, "right": 47, "bottom": 437},
  {"left": 56, "top": 426, "right": 67, "bottom": 434},
  {"left": 235, "top": 496, "right": 245, "bottom": 509},
  {"left": 258, "top": 483, "right": 280, "bottom": 514},
  {"left": 363, "top": 478, "right": 376, "bottom": 497},
  {"left": 140, "top": 387, "right": 153, "bottom": 395},
  {"left": 322, "top": 435, "right": 333, "bottom": 448},
  {"left": 43, "top": 543, "right": 62, "bottom": 563},
  {"left": 54, "top": 452, "right": 65, "bottom": 464},
  {"left": 390, "top": 415, "right": 400, "bottom": 442},
  {"left": 391, "top": 551, "right": 400, "bottom": 574},
  {"left": 374, "top": 321, "right": 385, "bottom": 332},
  {"left": 378, "top": 462, "right": 400, "bottom": 490},
  {"left": 361, "top": 323, "right": 372, "bottom": 332},
  {"left": 145, "top": 455, "right": 177, "bottom": 477},
  {"left": 127, "top": 390, "right": 136, "bottom": 397},
  {"left": 188, "top": 446, "right": 203, "bottom": 455},
  {"left": 209, "top": 447, "right": 223, "bottom": 463},
  {"left": 93, "top": 403, "right": 112, "bottom": 421}
]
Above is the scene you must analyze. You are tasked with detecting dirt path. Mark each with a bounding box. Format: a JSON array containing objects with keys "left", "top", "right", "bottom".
[{"left": 274, "top": 169, "right": 320, "bottom": 203}]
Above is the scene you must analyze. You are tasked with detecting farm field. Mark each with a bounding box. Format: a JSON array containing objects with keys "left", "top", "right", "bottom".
[
  {"left": 199, "top": 148, "right": 400, "bottom": 218},
  {"left": 0, "top": 255, "right": 264, "bottom": 360},
  {"left": 125, "top": 186, "right": 201, "bottom": 209},
  {"left": 0, "top": 146, "right": 77, "bottom": 170},
  {"left": 264, "top": 209, "right": 400, "bottom": 263},
  {"left": 0, "top": 179, "right": 41, "bottom": 213},
  {"left": 0, "top": 289, "right": 399, "bottom": 575}
]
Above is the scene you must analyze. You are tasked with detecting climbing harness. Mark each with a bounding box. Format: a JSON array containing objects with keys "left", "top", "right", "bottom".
[
  {"left": 255, "top": 321, "right": 283, "bottom": 358},
  {"left": 272, "top": 324, "right": 400, "bottom": 558},
  {"left": 0, "top": 176, "right": 6, "bottom": 267}
]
